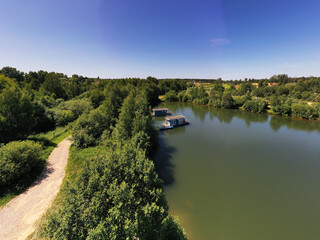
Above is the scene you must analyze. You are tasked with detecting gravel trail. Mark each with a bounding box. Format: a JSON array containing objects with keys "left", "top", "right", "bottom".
[{"left": 0, "top": 138, "right": 72, "bottom": 240}]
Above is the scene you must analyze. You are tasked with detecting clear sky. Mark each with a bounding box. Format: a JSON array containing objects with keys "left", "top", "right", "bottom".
[{"left": 0, "top": 0, "right": 319, "bottom": 79}]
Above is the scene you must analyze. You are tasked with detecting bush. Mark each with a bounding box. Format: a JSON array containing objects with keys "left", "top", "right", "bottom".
[
  {"left": 0, "top": 141, "right": 42, "bottom": 186},
  {"left": 52, "top": 99, "right": 93, "bottom": 126},
  {"left": 0, "top": 85, "right": 35, "bottom": 143},
  {"left": 177, "top": 92, "right": 185, "bottom": 102},
  {"left": 221, "top": 93, "right": 235, "bottom": 109},
  {"left": 234, "top": 96, "right": 247, "bottom": 108},
  {"left": 165, "top": 90, "right": 178, "bottom": 102},
  {"left": 160, "top": 216, "right": 188, "bottom": 240},
  {"left": 208, "top": 98, "right": 221, "bottom": 108},
  {"left": 193, "top": 97, "right": 208, "bottom": 105},
  {"left": 32, "top": 102, "right": 55, "bottom": 133},
  {"left": 242, "top": 99, "right": 268, "bottom": 113},
  {"left": 291, "top": 103, "right": 319, "bottom": 120},
  {"left": 71, "top": 109, "right": 109, "bottom": 148},
  {"left": 272, "top": 103, "right": 292, "bottom": 116}
]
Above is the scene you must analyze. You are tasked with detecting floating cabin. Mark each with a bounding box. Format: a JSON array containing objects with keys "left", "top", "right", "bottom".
[
  {"left": 163, "top": 115, "right": 189, "bottom": 127},
  {"left": 152, "top": 108, "right": 171, "bottom": 116}
]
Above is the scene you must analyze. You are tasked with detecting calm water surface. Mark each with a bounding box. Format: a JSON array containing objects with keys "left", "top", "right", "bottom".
[{"left": 153, "top": 102, "right": 320, "bottom": 240}]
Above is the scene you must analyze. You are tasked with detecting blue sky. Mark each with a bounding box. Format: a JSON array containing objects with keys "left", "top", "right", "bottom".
[{"left": 0, "top": 0, "right": 319, "bottom": 79}]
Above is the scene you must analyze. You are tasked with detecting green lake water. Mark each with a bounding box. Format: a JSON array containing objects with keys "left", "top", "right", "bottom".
[{"left": 153, "top": 102, "right": 320, "bottom": 240}]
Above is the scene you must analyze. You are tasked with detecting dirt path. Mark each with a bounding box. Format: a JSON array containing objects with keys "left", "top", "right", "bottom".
[{"left": 0, "top": 138, "right": 72, "bottom": 240}]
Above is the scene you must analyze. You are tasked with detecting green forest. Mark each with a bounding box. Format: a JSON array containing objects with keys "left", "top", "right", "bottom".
[
  {"left": 1, "top": 66, "right": 320, "bottom": 239},
  {"left": 0, "top": 67, "right": 187, "bottom": 239}
]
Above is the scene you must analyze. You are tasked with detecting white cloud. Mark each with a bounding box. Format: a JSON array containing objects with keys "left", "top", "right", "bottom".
[{"left": 210, "top": 38, "right": 231, "bottom": 46}]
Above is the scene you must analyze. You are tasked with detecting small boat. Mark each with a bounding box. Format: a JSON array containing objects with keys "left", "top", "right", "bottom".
[{"left": 159, "top": 126, "right": 174, "bottom": 131}]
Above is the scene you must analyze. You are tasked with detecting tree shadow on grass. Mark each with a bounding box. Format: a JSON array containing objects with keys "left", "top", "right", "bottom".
[
  {"left": 0, "top": 159, "right": 48, "bottom": 203},
  {"left": 28, "top": 137, "right": 57, "bottom": 148},
  {"left": 152, "top": 132, "right": 176, "bottom": 187}
]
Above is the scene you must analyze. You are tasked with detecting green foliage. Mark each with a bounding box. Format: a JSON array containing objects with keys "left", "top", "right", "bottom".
[
  {"left": 0, "top": 141, "right": 42, "bottom": 186},
  {"left": 0, "top": 83, "right": 35, "bottom": 143},
  {"left": 0, "top": 66, "right": 24, "bottom": 82},
  {"left": 242, "top": 99, "right": 268, "bottom": 113},
  {"left": 52, "top": 99, "right": 93, "bottom": 126},
  {"left": 0, "top": 74, "right": 15, "bottom": 90},
  {"left": 114, "top": 90, "right": 158, "bottom": 154},
  {"left": 90, "top": 88, "right": 105, "bottom": 108},
  {"left": 115, "top": 91, "right": 137, "bottom": 139},
  {"left": 165, "top": 90, "right": 178, "bottom": 102},
  {"left": 221, "top": 92, "right": 236, "bottom": 109},
  {"left": 158, "top": 79, "right": 187, "bottom": 95},
  {"left": 71, "top": 109, "right": 109, "bottom": 148},
  {"left": 160, "top": 216, "right": 188, "bottom": 240},
  {"left": 233, "top": 96, "right": 247, "bottom": 107},
  {"left": 238, "top": 82, "right": 253, "bottom": 95},
  {"left": 40, "top": 138, "right": 173, "bottom": 240},
  {"left": 41, "top": 72, "right": 67, "bottom": 99},
  {"left": 208, "top": 98, "right": 221, "bottom": 108},
  {"left": 291, "top": 103, "right": 319, "bottom": 120},
  {"left": 270, "top": 96, "right": 292, "bottom": 117},
  {"left": 36, "top": 79, "right": 185, "bottom": 239},
  {"left": 32, "top": 102, "right": 55, "bottom": 133},
  {"left": 212, "top": 81, "right": 225, "bottom": 93}
]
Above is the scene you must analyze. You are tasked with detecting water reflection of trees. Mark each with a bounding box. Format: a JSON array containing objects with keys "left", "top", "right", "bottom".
[
  {"left": 207, "top": 107, "right": 269, "bottom": 127},
  {"left": 152, "top": 133, "right": 176, "bottom": 186},
  {"left": 270, "top": 115, "right": 320, "bottom": 132},
  {"left": 161, "top": 102, "right": 320, "bottom": 133},
  {"left": 166, "top": 125, "right": 187, "bottom": 135}
]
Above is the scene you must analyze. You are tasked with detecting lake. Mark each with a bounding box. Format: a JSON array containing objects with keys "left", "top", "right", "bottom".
[{"left": 153, "top": 102, "right": 320, "bottom": 240}]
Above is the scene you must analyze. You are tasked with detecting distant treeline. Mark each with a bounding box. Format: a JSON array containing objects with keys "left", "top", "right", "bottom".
[
  {"left": 159, "top": 74, "right": 320, "bottom": 84},
  {"left": 164, "top": 75, "right": 320, "bottom": 120}
]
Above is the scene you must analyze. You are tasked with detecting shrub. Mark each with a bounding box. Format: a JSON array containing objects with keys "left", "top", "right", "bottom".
[
  {"left": 272, "top": 103, "right": 292, "bottom": 116},
  {"left": 52, "top": 99, "right": 93, "bottom": 126},
  {"left": 178, "top": 92, "right": 185, "bottom": 101},
  {"left": 71, "top": 109, "right": 109, "bottom": 148},
  {"left": 160, "top": 216, "right": 188, "bottom": 240},
  {"left": 221, "top": 93, "right": 235, "bottom": 109},
  {"left": 53, "top": 109, "right": 76, "bottom": 126},
  {"left": 242, "top": 99, "right": 268, "bottom": 113},
  {"left": 0, "top": 86, "right": 35, "bottom": 143},
  {"left": 32, "top": 102, "right": 55, "bottom": 133},
  {"left": 193, "top": 97, "right": 208, "bottom": 105},
  {"left": 181, "top": 94, "right": 189, "bottom": 102},
  {"left": 0, "top": 141, "right": 42, "bottom": 186},
  {"left": 208, "top": 98, "right": 221, "bottom": 108},
  {"left": 165, "top": 90, "right": 178, "bottom": 102},
  {"left": 291, "top": 103, "right": 319, "bottom": 120}
]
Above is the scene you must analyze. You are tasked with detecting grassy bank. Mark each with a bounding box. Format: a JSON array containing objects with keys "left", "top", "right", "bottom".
[{"left": 0, "top": 127, "right": 69, "bottom": 207}]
